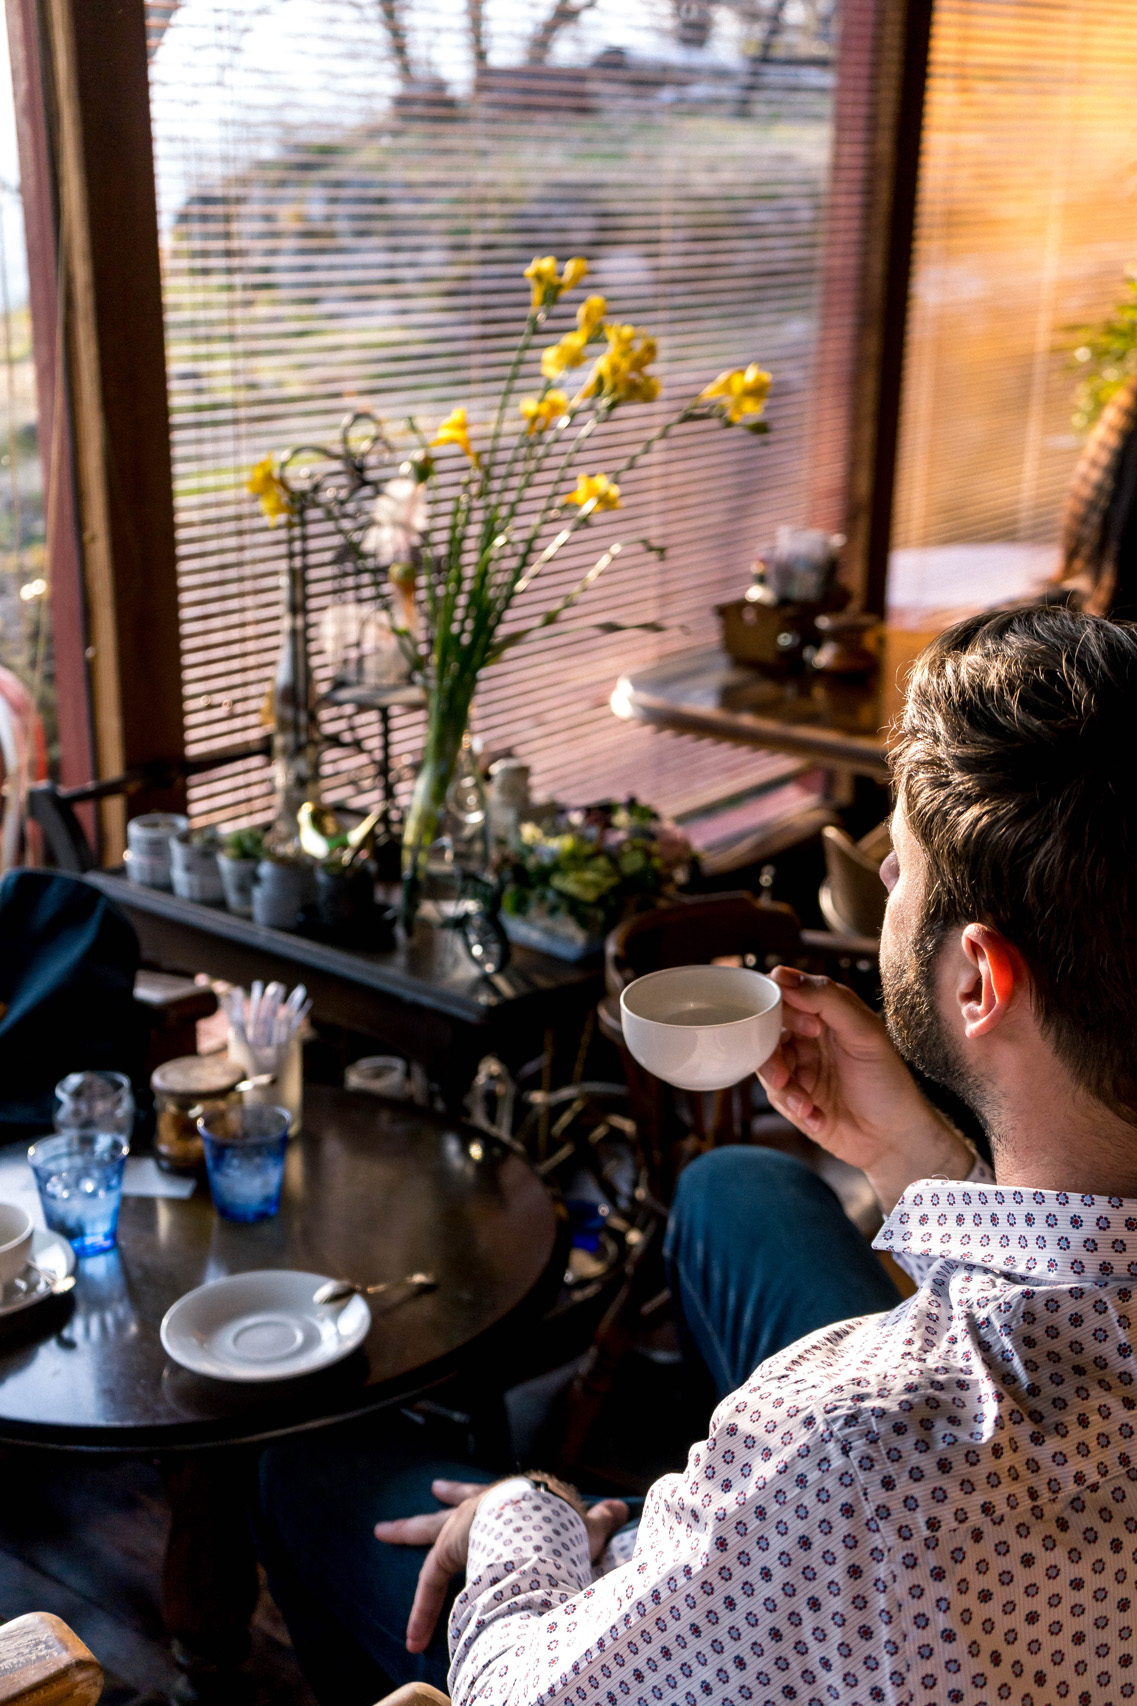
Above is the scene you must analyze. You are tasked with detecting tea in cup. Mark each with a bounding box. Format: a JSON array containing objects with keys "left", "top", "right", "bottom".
[{"left": 619, "top": 964, "right": 782, "bottom": 1091}]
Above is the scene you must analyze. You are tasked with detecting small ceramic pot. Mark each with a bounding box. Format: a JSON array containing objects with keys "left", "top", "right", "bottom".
[
  {"left": 169, "top": 835, "right": 225, "bottom": 905},
  {"left": 344, "top": 1055, "right": 412, "bottom": 1099},
  {"left": 315, "top": 864, "right": 375, "bottom": 929},
  {"left": 251, "top": 859, "right": 314, "bottom": 931},
  {"left": 125, "top": 812, "right": 189, "bottom": 889},
  {"left": 217, "top": 853, "right": 259, "bottom": 917}
]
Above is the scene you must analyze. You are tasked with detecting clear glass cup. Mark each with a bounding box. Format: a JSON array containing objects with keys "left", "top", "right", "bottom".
[
  {"left": 28, "top": 1132, "right": 129, "bottom": 1257},
  {"left": 53, "top": 1070, "right": 135, "bottom": 1142},
  {"left": 197, "top": 1104, "right": 289, "bottom": 1223}
]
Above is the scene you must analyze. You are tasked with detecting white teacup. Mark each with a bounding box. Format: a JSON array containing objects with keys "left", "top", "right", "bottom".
[
  {"left": 620, "top": 964, "right": 783, "bottom": 1092},
  {"left": 0, "top": 1201, "right": 33, "bottom": 1287}
]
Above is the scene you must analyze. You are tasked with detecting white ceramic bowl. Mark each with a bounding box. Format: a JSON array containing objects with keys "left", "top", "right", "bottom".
[
  {"left": 0, "top": 1202, "right": 34, "bottom": 1287},
  {"left": 620, "top": 964, "right": 783, "bottom": 1092}
]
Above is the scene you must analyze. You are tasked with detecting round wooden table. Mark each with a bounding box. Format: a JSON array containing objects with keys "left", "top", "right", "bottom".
[{"left": 0, "top": 1085, "right": 563, "bottom": 1696}]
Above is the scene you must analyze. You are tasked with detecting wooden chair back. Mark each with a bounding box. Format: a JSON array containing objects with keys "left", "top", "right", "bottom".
[
  {"left": 0, "top": 1614, "right": 102, "bottom": 1706},
  {"left": 605, "top": 890, "right": 803, "bottom": 991},
  {"left": 600, "top": 893, "right": 804, "bottom": 1198}
]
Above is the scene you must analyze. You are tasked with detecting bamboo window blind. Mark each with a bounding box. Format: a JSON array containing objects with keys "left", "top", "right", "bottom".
[
  {"left": 144, "top": 0, "right": 843, "bottom": 829},
  {"left": 894, "top": 0, "right": 1137, "bottom": 563}
]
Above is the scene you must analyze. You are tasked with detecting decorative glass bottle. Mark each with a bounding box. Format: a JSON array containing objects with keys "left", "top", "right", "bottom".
[{"left": 267, "top": 544, "right": 320, "bottom": 857}]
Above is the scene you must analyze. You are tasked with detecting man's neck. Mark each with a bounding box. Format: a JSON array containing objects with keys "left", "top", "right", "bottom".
[{"left": 987, "top": 1100, "right": 1137, "bottom": 1198}]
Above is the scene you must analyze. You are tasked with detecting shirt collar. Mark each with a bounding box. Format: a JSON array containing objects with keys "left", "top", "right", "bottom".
[{"left": 874, "top": 1179, "right": 1137, "bottom": 1282}]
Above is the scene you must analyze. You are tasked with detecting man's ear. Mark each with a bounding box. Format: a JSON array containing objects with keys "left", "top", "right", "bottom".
[{"left": 958, "top": 924, "right": 1021, "bottom": 1038}]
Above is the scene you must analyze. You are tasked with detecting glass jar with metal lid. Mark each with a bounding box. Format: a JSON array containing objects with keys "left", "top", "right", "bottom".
[{"left": 150, "top": 1055, "right": 244, "bottom": 1173}]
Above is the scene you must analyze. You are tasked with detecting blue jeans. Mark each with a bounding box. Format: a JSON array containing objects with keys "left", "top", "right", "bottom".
[{"left": 257, "top": 1148, "right": 900, "bottom": 1704}]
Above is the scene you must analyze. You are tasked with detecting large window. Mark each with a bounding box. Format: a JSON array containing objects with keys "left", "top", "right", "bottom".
[
  {"left": 145, "top": 0, "right": 843, "bottom": 826},
  {"left": 892, "top": 0, "right": 1137, "bottom": 604}
]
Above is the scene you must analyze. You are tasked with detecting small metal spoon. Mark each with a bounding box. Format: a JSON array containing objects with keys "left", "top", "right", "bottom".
[
  {"left": 313, "top": 1271, "right": 436, "bottom": 1307},
  {"left": 186, "top": 1075, "right": 276, "bottom": 1122},
  {"left": 27, "top": 1262, "right": 76, "bottom": 1297}
]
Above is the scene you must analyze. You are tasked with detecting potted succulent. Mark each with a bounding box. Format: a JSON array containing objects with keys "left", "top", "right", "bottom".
[
  {"left": 251, "top": 852, "right": 316, "bottom": 931},
  {"left": 217, "top": 827, "right": 266, "bottom": 916},
  {"left": 500, "top": 800, "right": 690, "bottom": 960},
  {"left": 296, "top": 803, "right": 388, "bottom": 938},
  {"left": 169, "top": 826, "right": 225, "bottom": 905}
]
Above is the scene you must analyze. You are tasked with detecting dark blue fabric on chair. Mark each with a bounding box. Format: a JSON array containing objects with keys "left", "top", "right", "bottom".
[{"left": 0, "top": 870, "right": 147, "bottom": 1136}]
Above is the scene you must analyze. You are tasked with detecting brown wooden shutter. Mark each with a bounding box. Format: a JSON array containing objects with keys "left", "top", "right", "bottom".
[{"left": 894, "top": 0, "right": 1137, "bottom": 560}]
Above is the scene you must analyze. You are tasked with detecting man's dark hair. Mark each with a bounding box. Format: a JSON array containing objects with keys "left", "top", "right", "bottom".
[{"left": 893, "top": 604, "right": 1137, "bottom": 1122}]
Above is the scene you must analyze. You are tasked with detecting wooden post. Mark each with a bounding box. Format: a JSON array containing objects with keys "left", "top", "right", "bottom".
[
  {"left": 6, "top": 0, "right": 185, "bottom": 856},
  {"left": 806, "top": 0, "right": 934, "bottom": 616},
  {"left": 4, "top": 0, "right": 92, "bottom": 810}
]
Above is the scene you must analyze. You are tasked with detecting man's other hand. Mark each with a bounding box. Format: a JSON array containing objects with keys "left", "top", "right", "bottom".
[
  {"left": 375, "top": 1477, "right": 628, "bottom": 1653},
  {"left": 757, "top": 967, "right": 974, "bottom": 1212}
]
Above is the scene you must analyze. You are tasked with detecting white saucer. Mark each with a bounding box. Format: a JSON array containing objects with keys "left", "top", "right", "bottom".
[
  {"left": 160, "top": 1270, "right": 371, "bottom": 1382},
  {"left": 0, "top": 1230, "right": 77, "bottom": 1318}
]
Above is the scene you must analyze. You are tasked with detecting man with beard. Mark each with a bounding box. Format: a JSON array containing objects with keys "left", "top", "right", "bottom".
[{"left": 262, "top": 605, "right": 1137, "bottom": 1706}]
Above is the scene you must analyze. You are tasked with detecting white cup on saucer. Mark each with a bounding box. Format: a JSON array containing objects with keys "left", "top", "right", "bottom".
[
  {"left": 619, "top": 964, "right": 783, "bottom": 1092},
  {"left": 0, "top": 1202, "right": 34, "bottom": 1288}
]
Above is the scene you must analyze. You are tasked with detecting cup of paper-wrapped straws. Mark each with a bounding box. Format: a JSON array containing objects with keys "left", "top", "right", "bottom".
[{"left": 223, "top": 981, "right": 310, "bottom": 1136}]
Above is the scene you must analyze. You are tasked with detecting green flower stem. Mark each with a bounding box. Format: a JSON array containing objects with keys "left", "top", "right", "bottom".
[
  {"left": 489, "top": 416, "right": 600, "bottom": 626},
  {"left": 482, "top": 312, "right": 542, "bottom": 499},
  {"left": 490, "top": 403, "right": 701, "bottom": 625},
  {"left": 488, "top": 372, "right": 576, "bottom": 515}
]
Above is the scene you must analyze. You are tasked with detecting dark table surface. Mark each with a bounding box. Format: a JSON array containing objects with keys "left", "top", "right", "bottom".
[
  {"left": 612, "top": 646, "right": 899, "bottom": 779},
  {"left": 0, "top": 1085, "right": 562, "bottom": 1452}
]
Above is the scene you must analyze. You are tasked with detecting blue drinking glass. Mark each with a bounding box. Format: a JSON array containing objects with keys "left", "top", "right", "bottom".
[
  {"left": 28, "top": 1132, "right": 129, "bottom": 1257},
  {"left": 198, "top": 1104, "right": 289, "bottom": 1223}
]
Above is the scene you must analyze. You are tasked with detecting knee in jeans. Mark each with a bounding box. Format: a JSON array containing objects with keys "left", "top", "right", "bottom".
[{"left": 670, "top": 1146, "right": 818, "bottom": 1244}]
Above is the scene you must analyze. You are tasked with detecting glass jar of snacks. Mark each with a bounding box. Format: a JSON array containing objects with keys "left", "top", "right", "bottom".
[{"left": 150, "top": 1055, "right": 244, "bottom": 1173}]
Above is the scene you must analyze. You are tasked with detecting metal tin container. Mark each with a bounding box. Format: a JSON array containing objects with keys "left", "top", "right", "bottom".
[{"left": 150, "top": 1055, "right": 244, "bottom": 1173}]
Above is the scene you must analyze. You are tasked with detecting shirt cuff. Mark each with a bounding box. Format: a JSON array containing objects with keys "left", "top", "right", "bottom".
[
  {"left": 469, "top": 1475, "right": 590, "bottom": 1554},
  {"left": 448, "top": 1477, "right": 593, "bottom": 1699}
]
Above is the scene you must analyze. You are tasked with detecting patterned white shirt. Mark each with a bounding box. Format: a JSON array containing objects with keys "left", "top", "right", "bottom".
[{"left": 449, "top": 1173, "right": 1137, "bottom": 1706}]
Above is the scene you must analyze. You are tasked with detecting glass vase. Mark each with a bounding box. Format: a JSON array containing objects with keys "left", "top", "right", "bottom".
[{"left": 400, "top": 683, "right": 478, "bottom": 929}]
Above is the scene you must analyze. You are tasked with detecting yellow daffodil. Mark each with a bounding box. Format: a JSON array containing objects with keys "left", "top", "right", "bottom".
[
  {"left": 246, "top": 456, "right": 292, "bottom": 526},
  {"left": 519, "top": 389, "right": 569, "bottom": 434},
  {"left": 523, "top": 255, "right": 590, "bottom": 312},
  {"left": 524, "top": 256, "right": 560, "bottom": 311},
  {"left": 560, "top": 256, "right": 589, "bottom": 292},
  {"left": 565, "top": 472, "right": 620, "bottom": 512},
  {"left": 699, "top": 363, "right": 771, "bottom": 425},
  {"left": 430, "top": 407, "right": 479, "bottom": 465},
  {"left": 576, "top": 294, "right": 607, "bottom": 339},
  {"left": 624, "top": 372, "right": 661, "bottom": 404},
  {"left": 589, "top": 323, "right": 660, "bottom": 406},
  {"left": 541, "top": 331, "right": 589, "bottom": 380}
]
